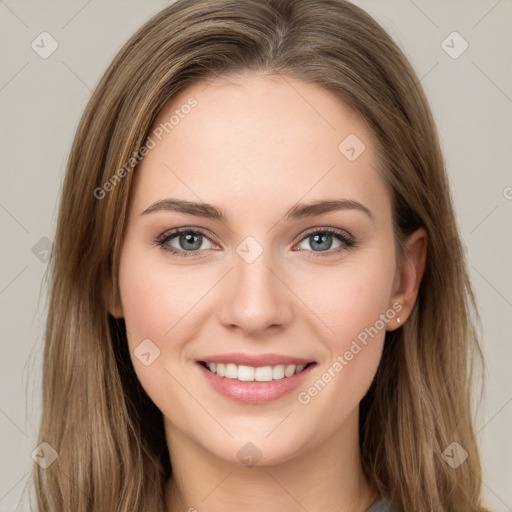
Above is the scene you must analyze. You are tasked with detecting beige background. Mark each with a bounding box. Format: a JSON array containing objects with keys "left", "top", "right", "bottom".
[{"left": 0, "top": 1, "right": 511, "bottom": 510}]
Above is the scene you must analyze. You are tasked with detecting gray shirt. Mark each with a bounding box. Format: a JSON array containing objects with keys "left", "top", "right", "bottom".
[{"left": 367, "top": 498, "right": 396, "bottom": 512}]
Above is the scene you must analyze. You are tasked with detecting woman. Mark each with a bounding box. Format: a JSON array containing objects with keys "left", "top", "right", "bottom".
[{"left": 34, "top": 1, "right": 491, "bottom": 511}]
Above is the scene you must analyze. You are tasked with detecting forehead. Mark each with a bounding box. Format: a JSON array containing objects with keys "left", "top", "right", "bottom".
[{"left": 129, "top": 73, "right": 390, "bottom": 222}]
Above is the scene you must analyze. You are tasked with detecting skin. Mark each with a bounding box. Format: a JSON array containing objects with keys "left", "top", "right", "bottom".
[{"left": 107, "top": 72, "right": 427, "bottom": 512}]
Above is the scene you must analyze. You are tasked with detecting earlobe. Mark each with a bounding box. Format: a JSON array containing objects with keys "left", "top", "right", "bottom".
[
  {"left": 103, "top": 274, "right": 124, "bottom": 319},
  {"left": 108, "top": 301, "right": 124, "bottom": 319},
  {"left": 387, "top": 227, "right": 428, "bottom": 330}
]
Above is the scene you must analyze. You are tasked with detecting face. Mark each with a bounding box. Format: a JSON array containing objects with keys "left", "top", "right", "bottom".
[{"left": 112, "top": 72, "right": 404, "bottom": 467}]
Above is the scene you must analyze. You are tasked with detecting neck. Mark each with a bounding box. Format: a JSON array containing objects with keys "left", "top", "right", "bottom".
[{"left": 164, "top": 408, "right": 378, "bottom": 512}]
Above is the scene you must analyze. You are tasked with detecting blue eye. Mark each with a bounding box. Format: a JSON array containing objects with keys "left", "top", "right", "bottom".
[
  {"left": 295, "top": 228, "right": 355, "bottom": 257},
  {"left": 157, "top": 227, "right": 216, "bottom": 257},
  {"left": 156, "top": 227, "right": 355, "bottom": 258}
]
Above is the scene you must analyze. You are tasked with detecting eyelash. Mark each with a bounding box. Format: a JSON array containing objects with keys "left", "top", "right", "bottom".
[{"left": 155, "top": 226, "right": 356, "bottom": 259}]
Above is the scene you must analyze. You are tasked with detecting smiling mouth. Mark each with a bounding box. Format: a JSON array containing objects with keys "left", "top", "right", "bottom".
[{"left": 198, "top": 361, "right": 316, "bottom": 382}]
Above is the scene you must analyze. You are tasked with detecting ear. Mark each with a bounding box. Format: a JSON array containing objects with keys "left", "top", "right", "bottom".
[
  {"left": 387, "top": 227, "right": 427, "bottom": 331},
  {"left": 103, "top": 272, "right": 124, "bottom": 319}
]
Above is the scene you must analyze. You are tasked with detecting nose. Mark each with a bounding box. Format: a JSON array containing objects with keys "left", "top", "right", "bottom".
[{"left": 217, "top": 249, "right": 294, "bottom": 336}]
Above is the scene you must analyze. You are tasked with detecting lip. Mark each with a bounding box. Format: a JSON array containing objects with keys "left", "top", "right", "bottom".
[
  {"left": 195, "top": 360, "right": 317, "bottom": 405},
  {"left": 195, "top": 352, "right": 315, "bottom": 367}
]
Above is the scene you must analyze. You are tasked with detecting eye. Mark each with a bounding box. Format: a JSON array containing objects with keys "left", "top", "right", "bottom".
[
  {"left": 156, "top": 226, "right": 356, "bottom": 259},
  {"left": 294, "top": 228, "right": 355, "bottom": 257},
  {"left": 156, "top": 227, "right": 218, "bottom": 257}
]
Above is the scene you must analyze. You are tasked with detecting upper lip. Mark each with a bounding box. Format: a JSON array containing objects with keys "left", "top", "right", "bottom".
[{"left": 196, "top": 352, "right": 315, "bottom": 367}]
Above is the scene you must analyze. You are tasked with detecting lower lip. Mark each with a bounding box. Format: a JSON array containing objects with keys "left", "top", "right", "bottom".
[{"left": 196, "top": 362, "right": 316, "bottom": 404}]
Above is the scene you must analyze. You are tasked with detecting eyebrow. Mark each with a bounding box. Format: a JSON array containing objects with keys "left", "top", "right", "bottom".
[{"left": 141, "top": 198, "right": 374, "bottom": 223}]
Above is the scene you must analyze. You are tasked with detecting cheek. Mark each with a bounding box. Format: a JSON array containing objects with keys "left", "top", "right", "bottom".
[
  {"left": 293, "top": 247, "right": 396, "bottom": 405},
  {"left": 118, "top": 243, "right": 206, "bottom": 347},
  {"left": 117, "top": 246, "right": 210, "bottom": 413},
  {"left": 333, "top": 267, "right": 393, "bottom": 344},
  {"left": 297, "top": 246, "right": 396, "bottom": 349}
]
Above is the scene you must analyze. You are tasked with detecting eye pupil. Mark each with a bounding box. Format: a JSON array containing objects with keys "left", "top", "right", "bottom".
[
  {"left": 180, "top": 232, "right": 202, "bottom": 250},
  {"left": 310, "top": 233, "right": 333, "bottom": 251}
]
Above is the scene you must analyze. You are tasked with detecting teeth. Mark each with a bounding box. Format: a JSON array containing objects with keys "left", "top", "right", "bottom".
[{"left": 204, "top": 362, "right": 309, "bottom": 381}]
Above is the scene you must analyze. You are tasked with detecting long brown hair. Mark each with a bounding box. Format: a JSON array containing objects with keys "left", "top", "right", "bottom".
[{"left": 34, "top": 1, "right": 490, "bottom": 510}]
